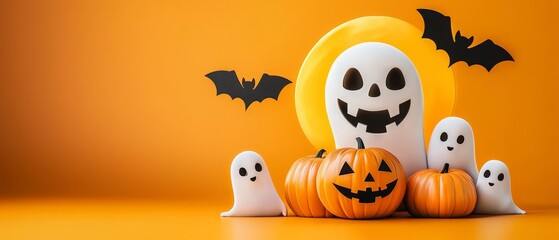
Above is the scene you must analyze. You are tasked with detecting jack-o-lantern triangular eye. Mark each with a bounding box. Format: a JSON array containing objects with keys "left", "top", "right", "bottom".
[
  {"left": 339, "top": 162, "right": 354, "bottom": 175},
  {"left": 378, "top": 160, "right": 392, "bottom": 172}
]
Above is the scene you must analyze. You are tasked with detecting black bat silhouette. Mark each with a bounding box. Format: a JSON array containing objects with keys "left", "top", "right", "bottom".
[
  {"left": 417, "top": 8, "right": 514, "bottom": 71},
  {"left": 205, "top": 70, "right": 292, "bottom": 110}
]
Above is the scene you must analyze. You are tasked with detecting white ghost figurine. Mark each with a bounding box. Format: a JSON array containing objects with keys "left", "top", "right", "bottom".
[
  {"left": 325, "top": 42, "right": 426, "bottom": 177},
  {"left": 475, "top": 160, "right": 525, "bottom": 214},
  {"left": 221, "top": 151, "right": 287, "bottom": 217},
  {"left": 427, "top": 116, "right": 478, "bottom": 182}
]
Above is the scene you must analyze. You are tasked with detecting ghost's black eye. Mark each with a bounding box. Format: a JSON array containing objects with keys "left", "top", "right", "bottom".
[
  {"left": 386, "top": 67, "right": 406, "bottom": 90},
  {"left": 484, "top": 170, "right": 491, "bottom": 178},
  {"left": 457, "top": 135, "right": 465, "bottom": 144},
  {"left": 343, "top": 68, "right": 363, "bottom": 91},
  {"left": 339, "top": 162, "right": 354, "bottom": 175},
  {"left": 255, "top": 163, "right": 262, "bottom": 172},
  {"left": 239, "top": 167, "right": 247, "bottom": 177},
  {"left": 498, "top": 173, "right": 504, "bottom": 181},
  {"left": 378, "top": 159, "right": 392, "bottom": 172},
  {"left": 440, "top": 132, "right": 448, "bottom": 142}
]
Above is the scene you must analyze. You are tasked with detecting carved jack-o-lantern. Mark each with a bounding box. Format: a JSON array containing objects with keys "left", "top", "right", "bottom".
[{"left": 316, "top": 137, "right": 406, "bottom": 219}]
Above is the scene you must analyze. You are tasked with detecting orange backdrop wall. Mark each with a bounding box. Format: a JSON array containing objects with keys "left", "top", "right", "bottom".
[{"left": 0, "top": 0, "right": 558, "bottom": 208}]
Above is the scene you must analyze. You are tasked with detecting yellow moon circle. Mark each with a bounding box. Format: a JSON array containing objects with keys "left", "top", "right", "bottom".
[{"left": 295, "top": 16, "right": 455, "bottom": 152}]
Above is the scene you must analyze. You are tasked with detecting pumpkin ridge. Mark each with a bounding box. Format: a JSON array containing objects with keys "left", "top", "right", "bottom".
[
  {"left": 298, "top": 160, "right": 312, "bottom": 216},
  {"left": 406, "top": 172, "right": 421, "bottom": 216},
  {"left": 427, "top": 173, "right": 440, "bottom": 217},
  {"left": 286, "top": 159, "right": 302, "bottom": 216},
  {"left": 438, "top": 173, "right": 446, "bottom": 217},
  {"left": 455, "top": 171, "right": 476, "bottom": 216},
  {"left": 441, "top": 173, "right": 455, "bottom": 217},
  {"left": 319, "top": 153, "right": 336, "bottom": 216},
  {"left": 295, "top": 159, "right": 308, "bottom": 216},
  {"left": 308, "top": 159, "right": 323, "bottom": 216},
  {"left": 415, "top": 170, "right": 433, "bottom": 216},
  {"left": 452, "top": 173, "right": 467, "bottom": 217},
  {"left": 374, "top": 150, "right": 384, "bottom": 218},
  {"left": 346, "top": 149, "right": 359, "bottom": 218},
  {"left": 415, "top": 171, "right": 432, "bottom": 216},
  {"left": 405, "top": 173, "right": 417, "bottom": 216},
  {"left": 459, "top": 172, "right": 473, "bottom": 216},
  {"left": 301, "top": 160, "right": 312, "bottom": 216},
  {"left": 462, "top": 173, "right": 474, "bottom": 217},
  {"left": 312, "top": 158, "right": 328, "bottom": 217},
  {"left": 294, "top": 160, "right": 307, "bottom": 216},
  {"left": 387, "top": 149, "right": 405, "bottom": 217},
  {"left": 330, "top": 149, "right": 347, "bottom": 217},
  {"left": 336, "top": 150, "right": 350, "bottom": 217},
  {"left": 311, "top": 159, "right": 322, "bottom": 216},
  {"left": 447, "top": 171, "right": 460, "bottom": 217}
]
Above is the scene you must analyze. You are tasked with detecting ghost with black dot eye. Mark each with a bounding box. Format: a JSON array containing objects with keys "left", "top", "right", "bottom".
[
  {"left": 427, "top": 117, "right": 478, "bottom": 182},
  {"left": 474, "top": 160, "right": 525, "bottom": 214},
  {"left": 221, "top": 151, "right": 286, "bottom": 217},
  {"left": 325, "top": 42, "right": 427, "bottom": 178}
]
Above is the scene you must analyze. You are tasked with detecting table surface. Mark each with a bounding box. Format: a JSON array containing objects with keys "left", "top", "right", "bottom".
[{"left": 1, "top": 199, "right": 558, "bottom": 240}]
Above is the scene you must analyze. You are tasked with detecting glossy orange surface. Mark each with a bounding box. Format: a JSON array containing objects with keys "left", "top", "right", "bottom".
[{"left": 0, "top": 200, "right": 557, "bottom": 239}]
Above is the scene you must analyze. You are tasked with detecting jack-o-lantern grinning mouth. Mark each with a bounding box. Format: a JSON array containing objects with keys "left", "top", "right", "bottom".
[
  {"left": 332, "top": 179, "right": 398, "bottom": 203},
  {"left": 338, "top": 99, "right": 411, "bottom": 133}
]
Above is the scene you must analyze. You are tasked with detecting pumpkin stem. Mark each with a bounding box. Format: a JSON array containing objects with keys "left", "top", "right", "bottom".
[
  {"left": 356, "top": 137, "right": 365, "bottom": 149},
  {"left": 315, "top": 149, "right": 326, "bottom": 158},
  {"left": 441, "top": 163, "right": 450, "bottom": 174}
]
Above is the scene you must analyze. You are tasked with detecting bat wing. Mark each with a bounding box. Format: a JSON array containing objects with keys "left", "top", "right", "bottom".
[
  {"left": 465, "top": 40, "right": 514, "bottom": 71},
  {"left": 417, "top": 9, "right": 455, "bottom": 53},
  {"left": 205, "top": 70, "right": 246, "bottom": 100},
  {"left": 253, "top": 74, "right": 292, "bottom": 103}
]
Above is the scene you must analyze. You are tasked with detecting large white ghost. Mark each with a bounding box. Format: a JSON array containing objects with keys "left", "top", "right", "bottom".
[
  {"left": 325, "top": 42, "right": 426, "bottom": 177},
  {"left": 475, "top": 160, "right": 525, "bottom": 214},
  {"left": 427, "top": 116, "right": 478, "bottom": 182},
  {"left": 221, "top": 151, "right": 287, "bottom": 217}
]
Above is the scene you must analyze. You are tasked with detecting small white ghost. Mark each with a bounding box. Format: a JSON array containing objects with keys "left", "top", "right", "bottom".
[
  {"left": 475, "top": 160, "right": 525, "bottom": 214},
  {"left": 221, "top": 151, "right": 287, "bottom": 217},
  {"left": 427, "top": 116, "right": 478, "bottom": 182}
]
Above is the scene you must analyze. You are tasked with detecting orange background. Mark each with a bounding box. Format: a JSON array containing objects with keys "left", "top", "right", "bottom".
[{"left": 0, "top": 0, "right": 558, "bottom": 238}]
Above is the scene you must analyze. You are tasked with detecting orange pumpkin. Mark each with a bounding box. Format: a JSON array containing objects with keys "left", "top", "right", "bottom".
[
  {"left": 284, "top": 149, "right": 334, "bottom": 217},
  {"left": 316, "top": 137, "right": 406, "bottom": 219},
  {"left": 404, "top": 163, "right": 477, "bottom": 218}
]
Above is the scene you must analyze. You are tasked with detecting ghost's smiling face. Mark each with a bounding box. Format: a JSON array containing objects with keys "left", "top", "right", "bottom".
[
  {"left": 238, "top": 161, "right": 263, "bottom": 182},
  {"left": 439, "top": 131, "right": 464, "bottom": 151},
  {"left": 483, "top": 168, "right": 505, "bottom": 187},
  {"left": 325, "top": 42, "right": 422, "bottom": 137},
  {"left": 230, "top": 151, "right": 270, "bottom": 190},
  {"left": 336, "top": 67, "right": 411, "bottom": 134},
  {"left": 477, "top": 160, "right": 511, "bottom": 192},
  {"left": 431, "top": 118, "right": 474, "bottom": 157}
]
